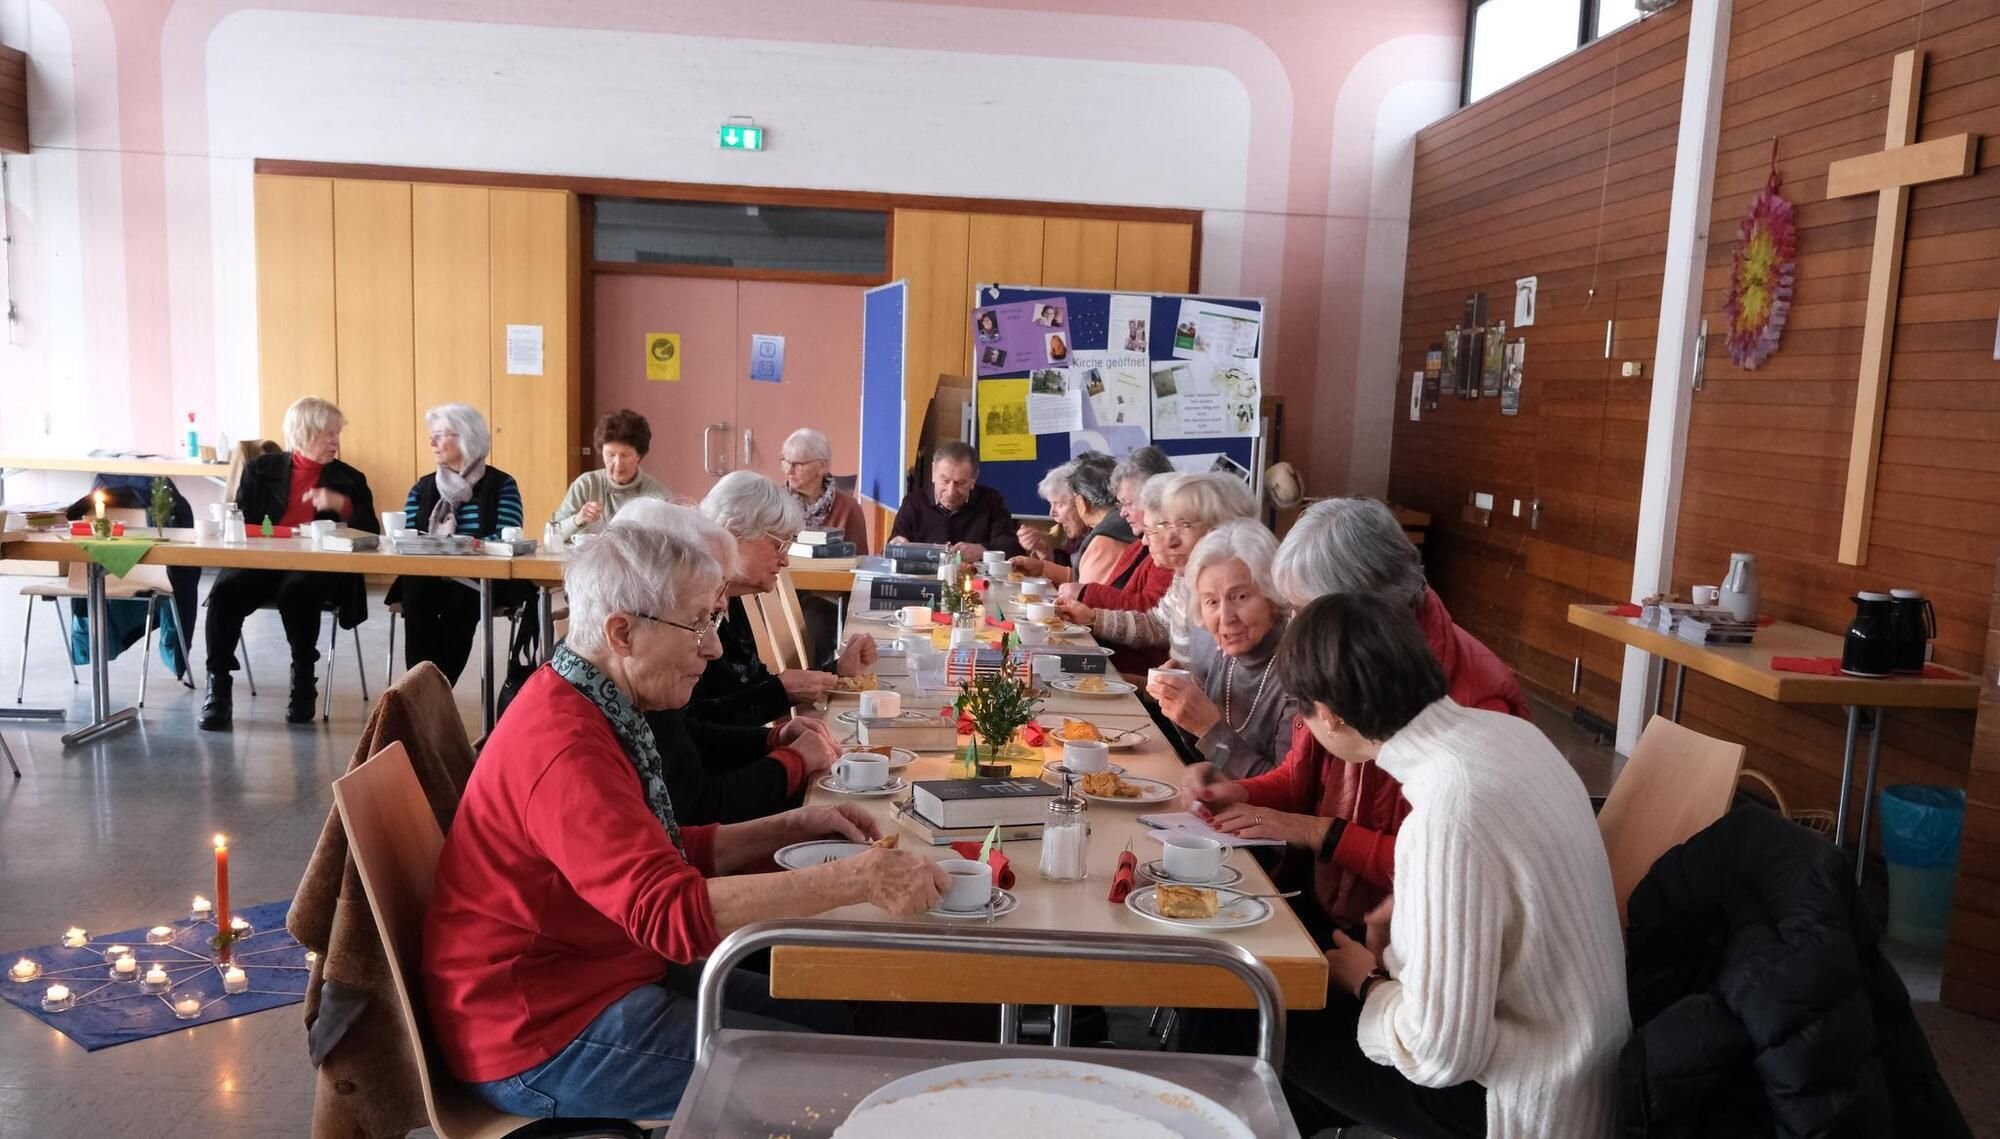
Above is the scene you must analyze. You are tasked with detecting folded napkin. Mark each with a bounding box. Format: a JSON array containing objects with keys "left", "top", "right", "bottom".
[
  {"left": 1108, "top": 847, "right": 1138, "bottom": 903},
  {"left": 985, "top": 614, "right": 1016, "bottom": 632},
  {"left": 73, "top": 536, "right": 160, "bottom": 578},
  {"left": 1772, "top": 656, "right": 1958, "bottom": 680},
  {"left": 1019, "top": 722, "right": 1049, "bottom": 747},
  {"left": 949, "top": 842, "right": 1014, "bottom": 890},
  {"left": 1609, "top": 603, "right": 1642, "bottom": 618}
]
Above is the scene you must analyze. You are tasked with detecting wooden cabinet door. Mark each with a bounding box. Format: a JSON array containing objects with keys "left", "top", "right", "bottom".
[
  {"left": 413, "top": 184, "right": 491, "bottom": 480},
  {"left": 1042, "top": 218, "right": 1119, "bottom": 289},
  {"left": 1114, "top": 221, "right": 1194, "bottom": 293},
  {"left": 490, "top": 189, "right": 579, "bottom": 530},
  {"left": 254, "top": 175, "right": 336, "bottom": 445},
  {"left": 331, "top": 179, "right": 416, "bottom": 512},
  {"left": 889, "top": 210, "right": 971, "bottom": 466}
]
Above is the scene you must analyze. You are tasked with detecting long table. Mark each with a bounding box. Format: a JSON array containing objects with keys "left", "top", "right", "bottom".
[
  {"left": 1568, "top": 603, "right": 1979, "bottom": 883},
  {"left": 767, "top": 619, "right": 1329, "bottom": 1033},
  {"left": 1, "top": 530, "right": 517, "bottom": 745},
  {"left": 1, "top": 454, "right": 231, "bottom": 486}
]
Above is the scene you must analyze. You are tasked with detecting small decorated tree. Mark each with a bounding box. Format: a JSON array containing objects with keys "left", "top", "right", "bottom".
[
  {"left": 148, "top": 478, "right": 175, "bottom": 535},
  {"left": 953, "top": 634, "right": 1040, "bottom": 775}
]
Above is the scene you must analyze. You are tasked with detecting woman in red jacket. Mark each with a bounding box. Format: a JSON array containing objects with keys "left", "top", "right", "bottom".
[
  {"left": 424, "top": 520, "right": 945, "bottom": 1123},
  {"left": 1181, "top": 497, "right": 1531, "bottom": 934}
]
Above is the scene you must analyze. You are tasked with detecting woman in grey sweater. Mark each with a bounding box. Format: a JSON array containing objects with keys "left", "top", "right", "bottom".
[
  {"left": 551, "top": 409, "right": 670, "bottom": 541},
  {"left": 1148, "top": 519, "right": 1295, "bottom": 779}
]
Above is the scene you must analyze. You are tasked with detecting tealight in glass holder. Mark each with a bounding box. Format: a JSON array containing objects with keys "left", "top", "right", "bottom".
[
  {"left": 101, "top": 944, "right": 133, "bottom": 965},
  {"left": 41, "top": 984, "right": 74, "bottom": 1013},
  {"left": 170, "top": 992, "right": 205, "bottom": 1020},
  {"left": 228, "top": 917, "right": 253, "bottom": 940},
  {"left": 144, "top": 925, "right": 176, "bottom": 946},
  {"left": 221, "top": 966, "right": 249, "bottom": 994},
  {"left": 8, "top": 959, "right": 41, "bottom": 984},
  {"left": 141, "top": 965, "right": 171, "bottom": 994},
  {"left": 108, "top": 954, "right": 139, "bottom": 983},
  {"left": 60, "top": 928, "right": 88, "bottom": 949},
  {"left": 189, "top": 896, "right": 212, "bottom": 923}
]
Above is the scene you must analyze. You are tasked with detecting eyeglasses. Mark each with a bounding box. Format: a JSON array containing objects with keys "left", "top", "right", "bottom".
[
  {"left": 1154, "top": 519, "right": 1203, "bottom": 535},
  {"left": 630, "top": 608, "right": 727, "bottom": 651},
  {"left": 779, "top": 458, "right": 823, "bottom": 471},
  {"left": 427, "top": 431, "right": 459, "bottom": 444}
]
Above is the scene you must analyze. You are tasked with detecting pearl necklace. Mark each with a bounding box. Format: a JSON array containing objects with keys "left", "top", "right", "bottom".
[{"left": 1222, "top": 654, "right": 1275, "bottom": 733}]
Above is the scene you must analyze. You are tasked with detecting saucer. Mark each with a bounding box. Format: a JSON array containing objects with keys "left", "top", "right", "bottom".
[
  {"left": 814, "top": 774, "right": 910, "bottom": 798},
  {"left": 1139, "top": 859, "right": 1244, "bottom": 888},
  {"left": 927, "top": 887, "right": 1018, "bottom": 920}
]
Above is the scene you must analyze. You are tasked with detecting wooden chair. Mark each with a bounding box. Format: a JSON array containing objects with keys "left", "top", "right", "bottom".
[
  {"left": 740, "top": 593, "right": 787, "bottom": 674},
  {"left": 1597, "top": 715, "right": 1747, "bottom": 925},
  {"left": 16, "top": 508, "right": 192, "bottom": 706},
  {"left": 331, "top": 742, "right": 659, "bottom": 1139},
  {"left": 769, "top": 570, "right": 812, "bottom": 670}
]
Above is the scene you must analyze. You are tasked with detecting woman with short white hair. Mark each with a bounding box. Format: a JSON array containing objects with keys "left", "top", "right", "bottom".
[
  {"left": 1057, "top": 472, "right": 1257, "bottom": 662},
  {"left": 779, "top": 428, "right": 870, "bottom": 551},
  {"left": 389, "top": 403, "right": 527, "bottom": 685},
  {"left": 426, "top": 521, "right": 946, "bottom": 1123},
  {"left": 1272, "top": 496, "right": 1427, "bottom": 609},
  {"left": 686, "top": 471, "right": 877, "bottom": 726},
  {"left": 200, "top": 395, "right": 380, "bottom": 730},
  {"left": 1012, "top": 454, "right": 1132, "bottom": 586},
  {"left": 1146, "top": 520, "right": 1296, "bottom": 779}
]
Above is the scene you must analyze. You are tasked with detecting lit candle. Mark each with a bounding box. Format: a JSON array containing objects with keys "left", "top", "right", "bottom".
[
  {"left": 94, "top": 491, "right": 106, "bottom": 521},
  {"left": 46, "top": 984, "right": 70, "bottom": 1002},
  {"left": 146, "top": 925, "right": 175, "bottom": 945},
  {"left": 229, "top": 917, "right": 250, "bottom": 937},
  {"left": 304, "top": 951, "right": 319, "bottom": 966},
  {"left": 143, "top": 965, "right": 168, "bottom": 989},
  {"left": 112, "top": 954, "right": 137, "bottom": 978},
  {"left": 213, "top": 834, "right": 231, "bottom": 958},
  {"left": 102, "top": 944, "right": 131, "bottom": 964},
  {"left": 61, "top": 927, "right": 87, "bottom": 948},
  {"left": 174, "top": 997, "right": 201, "bottom": 1018},
  {"left": 190, "top": 895, "right": 212, "bottom": 922},
  {"left": 222, "top": 966, "right": 248, "bottom": 994},
  {"left": 9, "top": 959, "right": 37, "bottom": 982}
]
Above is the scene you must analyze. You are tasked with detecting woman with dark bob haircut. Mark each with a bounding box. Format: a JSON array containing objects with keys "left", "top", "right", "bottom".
[
  {"left": 1269, "top": 593, "right": 1627, "bottom": 1139},
  {"left": 551, "top": 409, "right": 670, "bottom": 542}
]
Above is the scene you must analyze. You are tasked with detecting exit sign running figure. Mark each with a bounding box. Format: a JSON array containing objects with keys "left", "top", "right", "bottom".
[{"left": 718, "top": 124, "right": 765, "bottom": 151}]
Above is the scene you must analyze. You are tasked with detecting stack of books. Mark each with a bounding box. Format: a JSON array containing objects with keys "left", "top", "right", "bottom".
[
  {"left": 317, "top": 528, "right": 379, "bottom": 553},
  {"left": 884, "top": 540, "right": 949, "bottom": 573},
  {"left": 1639, "top": 601, "right": 1757, "bottom": 645},
  {"left": 857, "top": 713, "right": 959, "bottom": 751},
  {"left": 910, "top": 777, "right": 1056, "bottom": 830},
  {"left": 389, "top": 534, "right": 476, "bottom": 556},
  {"left": 478, "top": 537, "right": 538, "bottom": 558},
  {"left": 789, "top": 528, "right": 856, "bottom": 558}
]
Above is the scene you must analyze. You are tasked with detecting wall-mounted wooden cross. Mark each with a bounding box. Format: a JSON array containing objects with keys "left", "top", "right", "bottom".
[{"left": 1825, "top": 49, "right": 1979, "bottom": 567}]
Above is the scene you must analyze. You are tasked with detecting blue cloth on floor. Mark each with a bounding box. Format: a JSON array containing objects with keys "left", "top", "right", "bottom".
[{"left": 0, "top": 899, "right": 306, "bottom": 1050}]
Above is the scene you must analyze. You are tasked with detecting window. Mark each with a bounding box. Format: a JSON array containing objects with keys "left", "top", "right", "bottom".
[
  {"left": 1463, "top": 0, "right": 1656, "bottom": 105},
  {"left": 592, "top": 197, "right": 888, "bottom": 278}
]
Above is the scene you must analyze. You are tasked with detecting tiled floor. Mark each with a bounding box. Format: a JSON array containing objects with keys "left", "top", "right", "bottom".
[{"left": 0, "top": 578, "right": 1993, "bottom": 1138}]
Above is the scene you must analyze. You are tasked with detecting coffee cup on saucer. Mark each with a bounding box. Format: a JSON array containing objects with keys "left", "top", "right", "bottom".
[
  {"left": 938, "top": 858, "right": 995, "bottom": 911},
  {"left": 1160, "top": 834, "right": 1225, "bottom": 882},
  {"left": 832, "top": 752, "right": 890, "bottom": 791}
]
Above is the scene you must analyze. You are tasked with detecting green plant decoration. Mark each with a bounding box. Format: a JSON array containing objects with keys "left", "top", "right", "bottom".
[
  {"left": 148, "top": 477, "right": 174, "bottom": 535},
  {"left": 952, "top": 633, "right": 1040, "bottom": 773}
]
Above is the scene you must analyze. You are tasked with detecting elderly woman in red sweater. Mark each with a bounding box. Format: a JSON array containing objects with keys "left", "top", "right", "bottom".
[
  {"left": 424, "top": 521, "right": 946, "bottom": 1123},
  {"left": 1180, "top": 497, "right": 1530, "bottom": 936}
]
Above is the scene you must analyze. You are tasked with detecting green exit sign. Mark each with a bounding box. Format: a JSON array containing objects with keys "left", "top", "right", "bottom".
[{"left": 718, "top": 124, "right": 764, "bottom": 151}]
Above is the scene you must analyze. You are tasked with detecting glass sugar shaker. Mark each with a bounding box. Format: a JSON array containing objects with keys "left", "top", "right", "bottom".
[{"left": 1039, "top": 774, "right": 1089, "bottom": 882}]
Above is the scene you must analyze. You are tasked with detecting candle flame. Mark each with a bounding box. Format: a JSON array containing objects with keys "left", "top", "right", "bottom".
[{"left": 213, "top": 834, "right": 227, "bottom": 850}]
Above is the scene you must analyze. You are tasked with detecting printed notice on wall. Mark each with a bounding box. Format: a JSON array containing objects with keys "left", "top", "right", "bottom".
[
  {"left": 1171, "top": 299, "right": 1261, "bottom": 363},
  {"left": 977, "top": 378, "right": 1036, "bottom": 462},
  {"left": 1109, "top": 294, "right": 1151, "bottom": 353},
  {"left": 646, "top": 333, "right": 681, "bottom": 381},
  {"left": 1026, "top": 369, "right": 1083, "bottom": 434},
  {"left": 749, "top": 334, "right": 786, "bottom": 383},
  {"left": 506, "top": 324, "right": 544, "bottom": 376},
  {"left": 1149, "top": 356, "right": 1259, "bottom": 440}
]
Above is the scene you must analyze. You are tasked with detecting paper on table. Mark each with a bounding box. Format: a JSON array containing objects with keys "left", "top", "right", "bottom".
[
  {"left": 1137, "top": 811, "right": 1285, "bottom": 848},
  {"left": 505, "top": 324, "right": 544, "bottom": 376}
]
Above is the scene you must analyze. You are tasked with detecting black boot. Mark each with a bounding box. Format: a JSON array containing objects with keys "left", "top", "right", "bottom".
[
  {"left": 286, "top": 663, "right": 318, "bottom": 725},
  {"left": 198, "top": 674, "right": 233, "bottom": 731}
]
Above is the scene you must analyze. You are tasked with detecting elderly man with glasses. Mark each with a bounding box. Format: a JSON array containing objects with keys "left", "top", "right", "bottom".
[{"left": 685, "top": 471, "right": 878, "bottom": 727}]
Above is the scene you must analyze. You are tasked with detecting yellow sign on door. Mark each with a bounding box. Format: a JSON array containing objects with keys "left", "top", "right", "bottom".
[{"left": 646, "top": 333, "right": 681, "bottom": 381}]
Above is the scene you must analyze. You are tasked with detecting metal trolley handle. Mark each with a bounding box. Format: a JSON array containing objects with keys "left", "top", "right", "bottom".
[{"left": 695, "top": 919, "right": 1286, "bottom": 1068}]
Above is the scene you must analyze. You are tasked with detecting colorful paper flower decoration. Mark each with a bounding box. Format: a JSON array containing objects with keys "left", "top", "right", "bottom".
[{"left": 1724, "top": 172, "right": 1796, "bottom": 370}]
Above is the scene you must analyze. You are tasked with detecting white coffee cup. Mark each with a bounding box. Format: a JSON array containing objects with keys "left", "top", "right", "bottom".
[
  {"left": 379, "top": 510, "right": 401, "bottom": 534},
  {"left": 937, "top": 564, "right": 958, "bottom": 583},
  {"left": 499, "top": 526, "right": 522, "bottom": 542},
  {"left": 193, "top": 520, "right": 221, "bottom": 543},
  {"left": 1161, "top": 834, "right": 1226, "bottom": 883},
  {"left": 1014, "top": 622, "right": 1049, "bottom": 646},
  {"left": 1022, "top": 602, "right": 1056, "bottom": 624},
  {"left": 1147, "top": 666, "right": 1192, "bottom": 695},
  {"left": 938, "top": 858, "right": 995, "bottom": 911},
  {"left": 832, "top": 752, "right": 890, "bottom": 791},
  {"left": 1063, "top": 739, "right": 1110, "bottom": 775},
  {"left": 899, "top": 606, "right": 933, "bottom": 629},
  {"left": 983, "top": 550, "right": 1009, "bottom": 569},
  {"left": 1692, "top": 585, "right": 1720, "bottom": 606},
  {"left": 1020, "top": 579, "right": 1052, "bottom": 599},
  {"left": 950, "top": 626, "right": 980, "bottom": 647},
  {"left": 858, "top": 690, "right": 901, "bottom": 719}
]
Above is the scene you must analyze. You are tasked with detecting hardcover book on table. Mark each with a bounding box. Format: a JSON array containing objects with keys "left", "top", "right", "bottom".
[{"left": 912, "top": 777, "right": 1058, "bottom": 829}]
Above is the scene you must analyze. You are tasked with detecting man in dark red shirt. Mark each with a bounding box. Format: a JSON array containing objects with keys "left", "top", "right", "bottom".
[{"left": 887, "top": 441, "right": 1021, "bottom": 558}]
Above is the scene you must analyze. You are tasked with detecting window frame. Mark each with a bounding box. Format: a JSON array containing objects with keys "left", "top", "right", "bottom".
[{"left": 1461, "top": 0, "right": 1621, "bottom": 107}]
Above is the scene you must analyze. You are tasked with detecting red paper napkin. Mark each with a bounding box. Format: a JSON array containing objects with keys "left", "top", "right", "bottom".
[
  {"left": 69, "top": 521, "right": 129, "bottom": 537},
  {"left": 971, "top": 578, "right": 990, "bottom": 595},
  {"left": 949, "top": 842, "right": 1014, "bottom": 890},
  {"left": 1019, "top": 722, "right": 1049, "bottom": 747},
  {"left": 1773, "top": 656, "right": 1958, "bottom": 680},
  {"left": 1108, "top": 848, "right": 1138, "bottom": 903},
  {"left": 1610, "top": 603, "right": 1642, "bottom": 618},
  {"left": 985, "top": 615, "right": 1017, "bottom": 632}
]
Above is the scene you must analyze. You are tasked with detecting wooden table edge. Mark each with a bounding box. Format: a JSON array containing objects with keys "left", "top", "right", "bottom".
[{"left": 767, "top": 946, "right": 1329, "bottom": 1011}]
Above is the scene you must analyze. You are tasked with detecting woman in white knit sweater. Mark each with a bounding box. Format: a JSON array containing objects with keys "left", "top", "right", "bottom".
[{"left": 1272, "top": 593, "right": 1628, "bottom": 1139}]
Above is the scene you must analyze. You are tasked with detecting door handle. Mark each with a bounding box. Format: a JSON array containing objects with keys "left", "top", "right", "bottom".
[
  {"left": 742, "top": 429, "right": 752, "bottom": 468},
  {"left": 702, "top": 423, "right": 727, "bottom": 476}
]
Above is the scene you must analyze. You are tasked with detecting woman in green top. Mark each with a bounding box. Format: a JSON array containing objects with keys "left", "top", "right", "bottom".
[{"left": 551, "top": 409, "right": 670, "bottom": 542}]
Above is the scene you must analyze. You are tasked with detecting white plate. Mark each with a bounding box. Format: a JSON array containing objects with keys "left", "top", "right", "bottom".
[
  {"left": 814, "top": 773, "right": 910, "bottom": 798},
  {"left": 1051, "top": 678, "right": 1139, "bottom": 697},
  {"left": 772, "top": 839, "right": 872, "bottom": 870},
  {"left": 1076, "top": 774, "right": 1177, "bottom": 805},
  {"left": 847, "top": 1058, "right": 1255, "bottom": 1139},
  {"left": 825, "top": 686, "right": 884, "bottom": 699},
  {"left": 1124, "top": 884, "right": 1275, "bottom": 930},
  {"left": 1028, "top": 621, "right": 1090, "bottom": 637},
  {"left": 836, "top": 709, "right": 936, "bottom": 728},
  {"left": 925, "top": 888, "right": 1018, "bottom": 920},
  {"left": 1045, "top": 724, "right": 1147, "bottom": 750},
  {"left": 1043, "top": 760, "right": 1126, "bottom": 779},
  {"left": 891, "top": 619, "right": 942, "bottom": 635},
  {"left": 849, "top": 609, "right": 900, "bottom": 623},
  {"left": 1139, "top": 859, "right": 1245, "bottom": 888}
]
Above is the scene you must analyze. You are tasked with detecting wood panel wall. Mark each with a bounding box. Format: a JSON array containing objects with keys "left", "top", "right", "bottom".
[
  {"left": 1388, "top": 7, "right": 1692, "bottom": 726},
  {"left": 1671, "top": 0, "right": 1998, "bottom": 842},
  {"left": 0, "top": 45, "right": 27, "bottom": 154},
  {"left": 254, "top": 176, "right": 337, "bottom": 443},
  {"left": 1944, "top": 560, "right": 2000, "bottom": 1020},
  {"left": 332, "top": 180, "right": 418, "bottom": 502}
]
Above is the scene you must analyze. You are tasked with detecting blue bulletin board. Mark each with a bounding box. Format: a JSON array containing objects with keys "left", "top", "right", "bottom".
[
  {"left": 972, "top": 284, "right": 1264, "bottom": 516},
  {"left": 858, "top": 280, "right": 908, "bottom": 511}
]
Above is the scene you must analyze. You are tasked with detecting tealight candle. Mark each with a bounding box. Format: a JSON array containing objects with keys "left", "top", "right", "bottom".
[
  {"left": 47, "top": 984, "right": 69, "bottom": 1001},
  {"left": 43, "top": 984, "right": 73, "bottom": 1012},
  {"left": 9, "top": 959, "right": 39, "bottom": 982},
  {"left": 142, "top": 965, "right": 169, "bottom": 993},
  {"left": 304, "top": 951, "right": 319, "bottom": 966},
  {"left": 102, "top": 944, "right": 132, "bottom": 964},
  {"left": 145, "top": 925, "right": 175, "bottom": 945},
  {"left": 111, "top": 954, "right": 137, "bottom": 981},
  {"left": 222, "top": 966, "right": 248, "bottom": 994},
  {"left": 190, "top": 895, "right": 212, "bottom": 922},
  {"left": 229, "top": 917, "right": 251, "bottom": 938},
  {"left": 173, "top": 996, "right": 202, "bottom": 1019},
  {"left": 61, "top": 927, "right": 87, "bottom": 948}
]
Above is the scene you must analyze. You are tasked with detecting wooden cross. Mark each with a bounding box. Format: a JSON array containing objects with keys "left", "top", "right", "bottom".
[{"left": 1826, "top": 49, "right": 1979, "bottom": 567}]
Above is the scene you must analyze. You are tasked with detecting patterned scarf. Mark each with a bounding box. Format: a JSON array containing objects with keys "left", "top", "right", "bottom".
[
  {"left": 550, "top": 642, "right": 686, "bottom": 856},
  {"left": 796, "top": 476, "right": 838, "bottom": 529},
  {"left": 428, "top": 459, "right": 487, "bottom": 537}
]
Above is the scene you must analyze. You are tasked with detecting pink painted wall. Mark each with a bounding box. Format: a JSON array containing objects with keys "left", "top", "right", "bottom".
[{"left": 0, "top": 0, "right": 1463, "bottom": 500}]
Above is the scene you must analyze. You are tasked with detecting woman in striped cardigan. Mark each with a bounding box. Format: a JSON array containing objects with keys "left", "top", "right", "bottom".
[{"left": 389, "top": 403, "right": 526, "bottom": 684}]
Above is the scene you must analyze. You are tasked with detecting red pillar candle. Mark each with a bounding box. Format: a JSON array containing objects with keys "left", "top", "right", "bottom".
[{"left": 213, "top": 834, "right": 231, "bottom": 955}]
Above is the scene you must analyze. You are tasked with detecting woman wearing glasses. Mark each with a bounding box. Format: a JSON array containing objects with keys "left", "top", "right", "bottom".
[
  {"left": 686, "top": 472, "right": 878, "bottom": 726},
  {"left": 779, "top": 428, "right": 869, "bottom": 552},
  {"left": 425, "top": 520, "right": 947, "bottom": 1123},
  {"left": 390, "top": 403, "right": 529, "bottom": 684}
]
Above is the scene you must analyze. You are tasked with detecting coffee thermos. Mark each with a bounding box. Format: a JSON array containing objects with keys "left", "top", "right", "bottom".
[
  {"left": 1841, "top": 592, "right": 1896, "bottom": 678},
  {"left": 1719, "top": 553, "right": 1759, "bottom": 622},
  {"left": 1888, "top": 589, "right": 1935, "bottom": 674}
]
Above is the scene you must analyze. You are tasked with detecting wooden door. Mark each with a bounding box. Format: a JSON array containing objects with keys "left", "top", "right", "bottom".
[
  {"left": 331, "top": 179, "right": 417, "bottom": 511},
  {"left": 253, "top": 175, "right": 336, "bottom": 445},
  {"left": 734, "top": 280, "right": 866, "bottom": 487},
  {"left": 413, "top": 184, "right": 491, "bottom": 479},
  {"left": 591, "top": 273, "right": 739, "bottom": 501},
  {"left": 489, "top": 189, "right": 579, "bottom": 530},
  {"left": 1114, "top": 221, "right": 1194, "bottom": 292},
  {"left": 1042, "top": 218, "right": 1119, "bottom": 289}
]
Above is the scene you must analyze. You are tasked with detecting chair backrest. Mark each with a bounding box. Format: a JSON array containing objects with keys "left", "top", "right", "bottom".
[
  {"left": 770, "top": 570, "right": 811, "bottom": 670},
  {"left": 1598, "top": 715, "right": 1747, "bottom": 926},
  {"left": 741, "top": 592, "right": 787, "bottom": 674},
  {"left": 225, "top": 439, "right": 282, "bottom": 503},
  {"left": 332, "top": 742, "right": 530, "bottom": 1139}
]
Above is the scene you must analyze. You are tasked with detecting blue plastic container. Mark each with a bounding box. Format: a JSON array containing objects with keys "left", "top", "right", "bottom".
[{"left": 1878, "top": 784, "right": 1965, "bottom": 948}]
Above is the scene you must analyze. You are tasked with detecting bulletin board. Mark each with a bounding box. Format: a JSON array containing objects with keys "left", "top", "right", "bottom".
[
  {"left": 971, "top": 284, "right": 1264, "bottom": 515},
  {"left": 857, "top": 280, "right": 908, "bottom": 511}
]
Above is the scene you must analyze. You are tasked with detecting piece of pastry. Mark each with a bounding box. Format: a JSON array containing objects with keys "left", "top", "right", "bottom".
[
  {"left": 1059, "top": 717, "right": 1101, "bottom": 742},
  {"left": 1075, "top": 675, "right": 1108, "bottom": 693},
  {"left": 833, "top": 673, "right": 879, "bottom": 693},
  {"left": 871, "top": 834, "right": 899, "bottom": 850},
  {"left": 1081, "top": 771, "right": 1141, "bottom": 798},
  {"left": 1155, "top": 884, "right": 1220, "bottom": 919}
]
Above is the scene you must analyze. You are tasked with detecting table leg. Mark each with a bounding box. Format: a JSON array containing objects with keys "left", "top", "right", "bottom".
[
  {"left": 1834, "top": 705, "right": 1861, "bottom": 850},
  {"left": 998, "top": 1003, "right": 1021, "bottom": 1045},
  {"left": 1670, "top": 664, "right": 1687, "bottom": 723},
  {"left": 1854, "top": 707, "right": 1886, "bottom": 887},
  {"left": 1050, "top": 1004, "right": 1074, "bottom": 1047},
  {"left": 61, "top": 562, "right": 138, "bottom": 748},
  {"left": 1647, "top": 657, "right": 1664, "bottom": 719},
  {"left": 538, "top": 587, "right": 556, "bottom": 663},
  {"left": 480, "top": 580, "right": 495, "bottom": 736}
]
